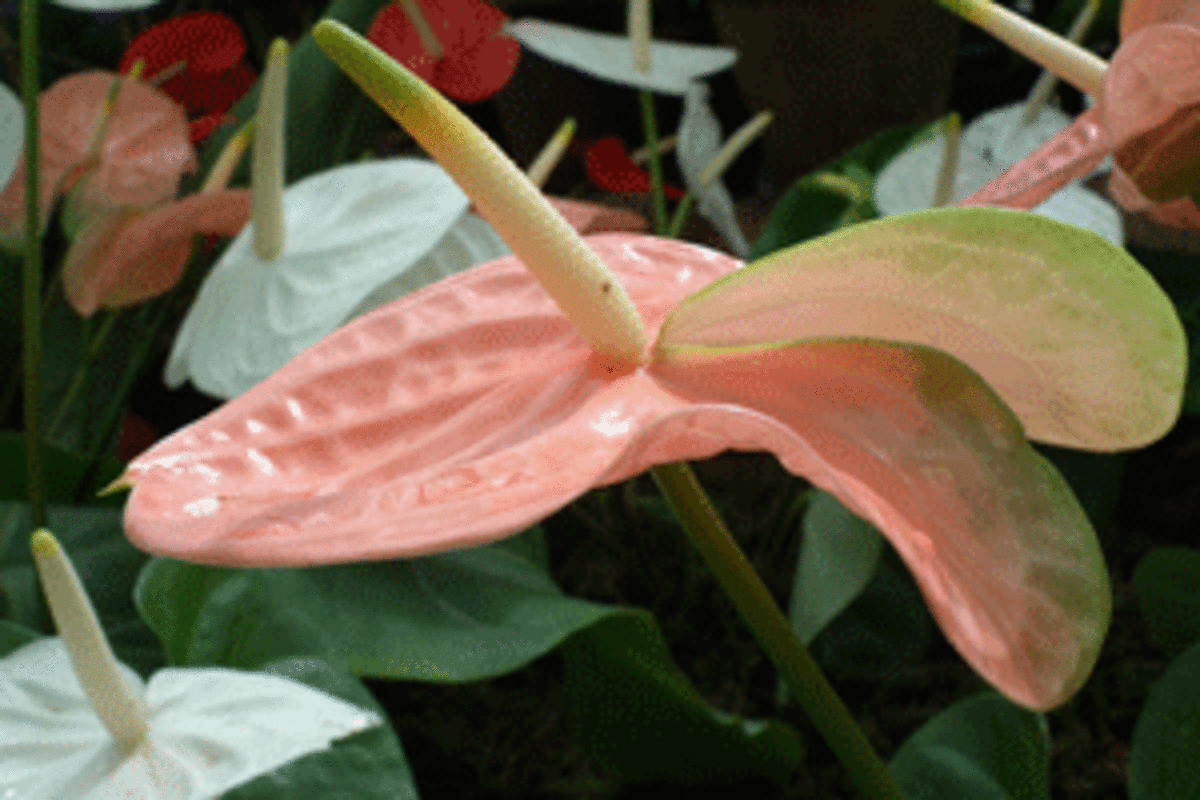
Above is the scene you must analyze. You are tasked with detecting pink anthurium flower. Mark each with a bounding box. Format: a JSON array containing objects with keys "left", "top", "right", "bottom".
[
  {"left": 367, "top": 0, "right": 520, "bottom": 103},
  {"left": 0, "top": 71, "right": 195, "bottom": 250},
  {"left": 60, "top": 113, "right": 254, "bottom": 317},
  {"left": 118, "top": 21, "right": 1189, "bottom": 712},
  {"left": 947, "top": 0, "right": 1200, "bottom": 227}
]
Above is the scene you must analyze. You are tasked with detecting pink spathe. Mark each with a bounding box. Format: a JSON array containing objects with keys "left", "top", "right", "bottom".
[{"left": 125, "top": 233, "right": 1111, "bottom": 711}]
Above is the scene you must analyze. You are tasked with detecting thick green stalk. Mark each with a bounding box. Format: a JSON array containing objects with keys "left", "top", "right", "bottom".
[
  {"left": 638, "top": 90, "right": 668, "bottom": 235},
  {"left": 650, "top": 463, "right": 906, "bottom": 800},
  {"left": 20, "top": 0, "right": 45, "bottom": 528}
]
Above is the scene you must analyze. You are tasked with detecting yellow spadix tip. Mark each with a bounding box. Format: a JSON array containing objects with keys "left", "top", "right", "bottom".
[{"left": 30, "top": 528, "right": 59, "bottom": 557}]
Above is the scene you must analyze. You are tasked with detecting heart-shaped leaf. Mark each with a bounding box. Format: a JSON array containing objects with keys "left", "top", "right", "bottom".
[
  {"left": 787, "top": 490, "right": 884, "bottom": 646},
  {"left": 658, "top": 208, "right": 1184, "bottom": 451},
  {"left": 1132, "top": 547, "right": 1200, "bottom": 658},
  {"left": 134, "top": 528, "right": 620, "bottom": 682},
  {"left": 563, "top": 610, "right": 804, "bottom": 785},
  {"left": 1128, "top": 640, "right": 1200, "bottom": 800},
  {"left": 890, "top": 692, "right": 1051, "bottom": 800}
]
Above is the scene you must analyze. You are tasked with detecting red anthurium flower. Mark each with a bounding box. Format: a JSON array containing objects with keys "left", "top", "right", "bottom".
[
  {"left": 585, "top": 137, "right": 685, "bottom": 199},
  {"left": 0, "top": 71, "right": 194, "bottom": 250},
  {"left": 955, "top": 0, "right": 1200, "bottom": 227},
  {"left": 367, "top": 0, "right": 520, "bottom": 103},
  {"left": 119, "top": 12, "right": 256, "bottom": 143}
]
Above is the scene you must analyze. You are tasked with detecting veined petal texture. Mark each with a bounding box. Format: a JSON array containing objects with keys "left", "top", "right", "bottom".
[
  {"left": 658, "top": 208, "right": 1184, "bottom": 450},
  {"left": 165, "top": 159, "right": 469, "bottom": 400}
]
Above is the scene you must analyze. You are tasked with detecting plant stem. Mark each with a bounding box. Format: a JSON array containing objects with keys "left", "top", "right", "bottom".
[
  {"left": 20, "top": 0, "right": 45, "bottom": 528},
  {"left": 47, "top": 310, "right": 120, "bottom": 444},
  {"left": 666, "top": 192, "right": 696, "bottom": 239},
  {"left": 650, "top": 462, "right": 905, "bottom": 800},
  {"left": 638, "top": 90, "right": 668, "bottom": 235}
]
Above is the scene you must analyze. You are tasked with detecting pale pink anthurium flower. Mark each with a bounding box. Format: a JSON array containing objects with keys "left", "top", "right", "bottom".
[
  {"left": 117, "top": 21, "right": 1190, "bottom": 714},
  {"left": 0, "top": 530, "right": 381, "bottom": 800},
  {"left": 948, "top": 0, "right": 1200, "bottom": 228},
  {"left": 0, "top": 71, "right": 196, "bottom": 252}
]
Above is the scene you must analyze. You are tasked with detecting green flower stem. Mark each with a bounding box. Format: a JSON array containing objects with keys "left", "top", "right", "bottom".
[
  {"left": 650, "top": 462, "right": 905, "bottom": 800},
  {"left": 666, "top": 191, "right": 697, "bottom": 240},
  {"left": 47, "top": 311, "right": 120, "bottom": 444},
  {"left": 638, "top": 90, "right": 668, "bottom": 235},
  {"left": 20, "top": 0, "right": 45, "bottom": 528}
]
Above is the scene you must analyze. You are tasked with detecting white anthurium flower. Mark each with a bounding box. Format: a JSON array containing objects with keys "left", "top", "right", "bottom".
[
  {"left": 47, "top": 0, "right": 161, "bottom": 10},
  {"left": 0, "top": 530, "right": 382, "bottom": 800},
  {"left": 677, "top": 81, "right": 750, "bottom": 258},
  {"left": 0, "top": 81, "right": 22, "bottom": 190},
  {"left": 505, "top": 18, "right": 737, "bottom": 96},
  {"left": 875, "top": 116, "right": 1124, "bottom": 247},
  {"left": 960, "top": 101, "right": 1112, "bottom": 175},
  {"left": 165, "top": 158, "right": 473, "bottom": 400}
]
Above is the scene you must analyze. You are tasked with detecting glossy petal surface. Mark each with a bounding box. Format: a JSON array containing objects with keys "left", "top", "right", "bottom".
[
  {"left": 62, "top": 189, "right": 250, "bottom": 316},
  {"left": 166, "top": 159, "right": 468, "bottom": 399},
  {"left": 0, "top": 637, "right": 381, "bottom": 800},
  {"left": 678, "top": 82, "right": 750, "bottom": 257},
  {"left": 367, "top": 0, "right": 519, "bottom": 103},
  {"left": 658, "top": 209, "right": 1184, "bottom": 450},
  {"left": 125, "top": 233, "right": 1112, "bottom": 710},
  {"left": 507, "top": 18, "right": 737, "bottom": 95}
]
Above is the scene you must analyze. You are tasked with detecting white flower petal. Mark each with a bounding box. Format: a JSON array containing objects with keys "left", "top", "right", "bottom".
[
  {"left": 677, "top": 82, "right": 750, "bottom": 257},
  {"left": 1, "top": 638, "right": 382, "bottom": 800},
  {"left": 963, "top": 101, "right": 1112, "bottom": 176},
  {"left": 348, "top": 211, "right": 510, "bottom": 320},
  {"left": 506, "top": 18, "right": 737, "bottom": 95},
  {"left": 874, "top": 135, "right": 1005, "bottom": 214},
  {"left": 1030, "top": 182, "right": 1124, "bottom": 246},
  {"left": 0, "top": 81, "right": 23, "bottom": 191},
  {"left": 47, "top": 0, "right": 161, "bottom": 9},
  {"left": 166, "top": 158, "right": 469, "bottom": 400},
  {"left": 875, "top": 128, "right": 1124, "bottom": 245}
]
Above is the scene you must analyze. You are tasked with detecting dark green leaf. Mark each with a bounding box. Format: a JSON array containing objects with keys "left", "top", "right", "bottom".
[
  {"left": 562, "top": 610, "right": 804, "bottom": 786},
  {"left": 1133, "top": 547, "right": 1200, "bottom": 658},
  {"left": 224, "top": 656, "right": 419, "bottom": 800},
  {"left": 0, "top": 619, "right": 40, "bottom": 656},
  {"left": 0, "top": 432, "right": 124, "bottom": 504},
  {"left": 750, "top": 122, "right": 927, "bottom": 259},
  {"left": 788, "top": 490, "right": 884, "bottom": 645},
  {"left": 1129, "top": 640, "right": 1200, "bottom": 800},
  {"left": 890, "top": 692, "right": 1051, "bottom": 800},
  {"left": 0, "top": 502, "right": 162, "bottom": 674},
  {"left": 135, "top": 528, "right": 617, "bottom": 681}
]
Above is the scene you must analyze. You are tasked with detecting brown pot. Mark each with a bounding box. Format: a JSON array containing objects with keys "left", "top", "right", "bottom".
[{"left": 709, "top": 0, "right": 959, "bottom": 185}]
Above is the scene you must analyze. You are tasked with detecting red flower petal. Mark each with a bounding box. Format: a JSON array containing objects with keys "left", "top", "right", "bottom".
[
  {"left": 585, "top": 137, "right": 685, "bottom": 199},
  {"left": 367, "top": 0, "right": 519, "bottom": 103},
  {"left": 120, "top": 12, "right": 247, "bottom": 79}
]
